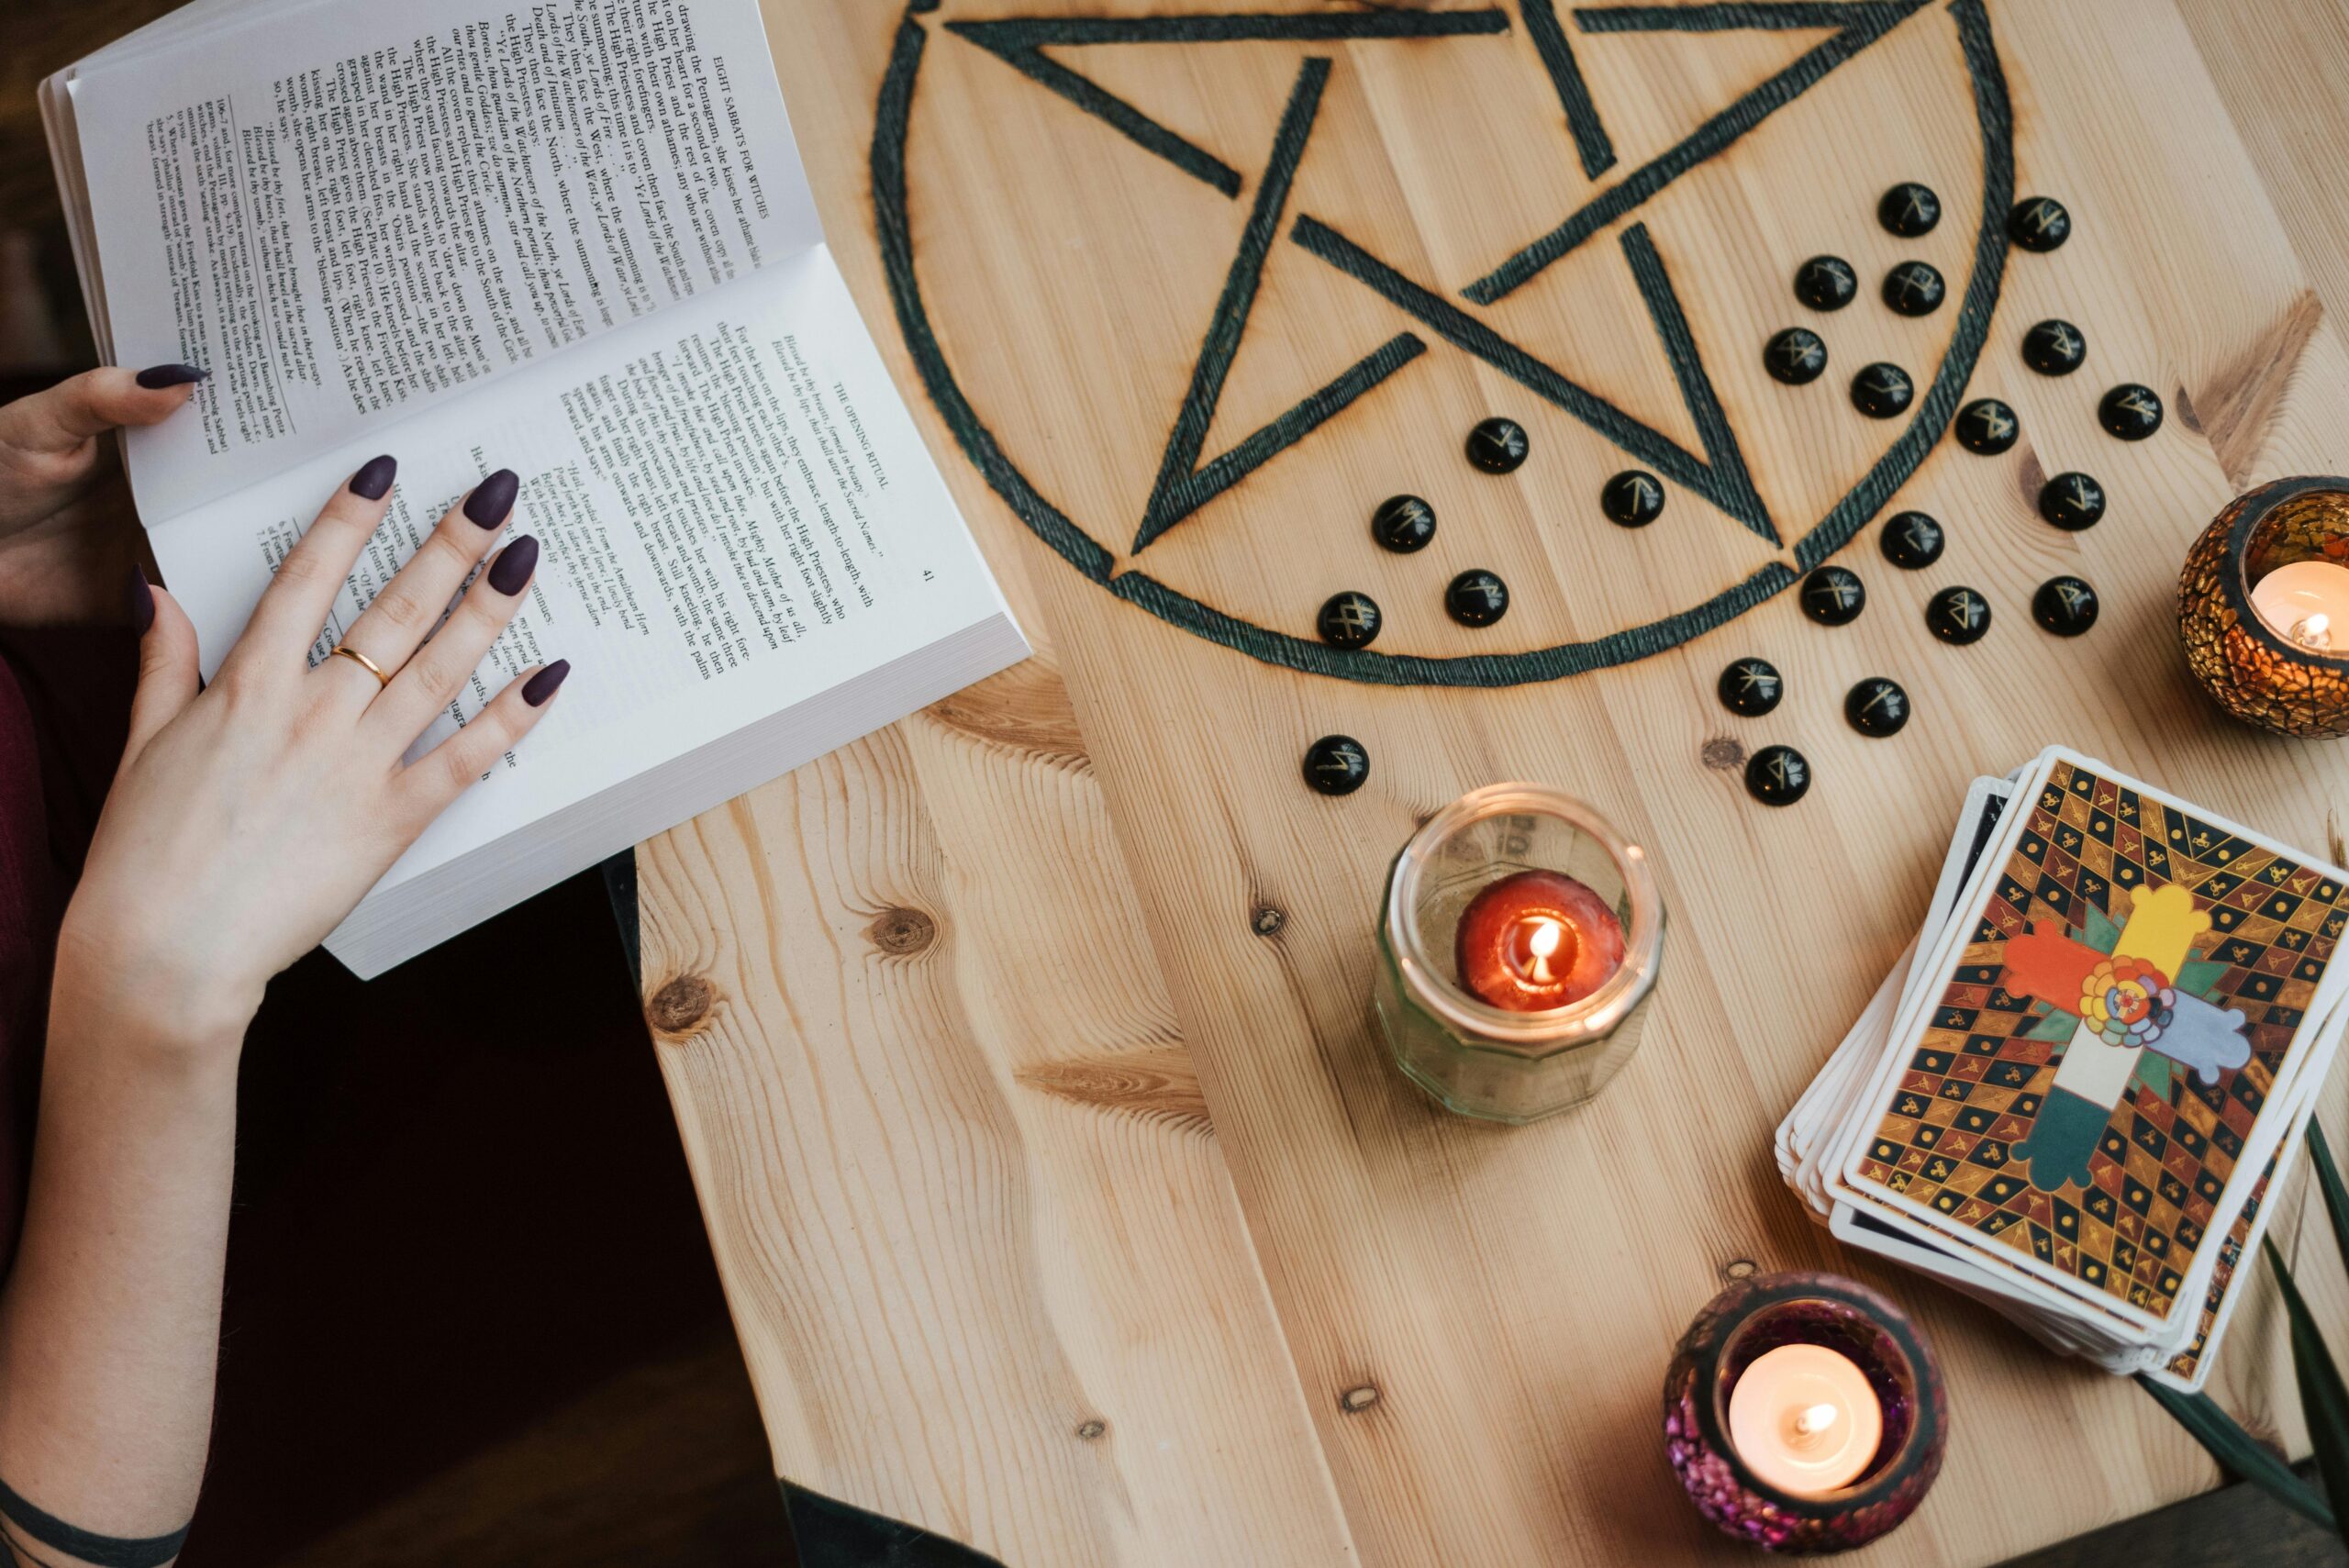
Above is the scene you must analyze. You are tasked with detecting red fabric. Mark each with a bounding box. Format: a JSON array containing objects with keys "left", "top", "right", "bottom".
[{"left": 0, "top": 625, "right": 138, "bottom": 1275}]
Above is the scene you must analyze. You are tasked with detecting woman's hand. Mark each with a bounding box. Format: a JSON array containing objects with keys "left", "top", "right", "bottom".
[
  {"left": 53, "top": 457, "right": 572, "bottom": 1051},
  {"left": 0, "top": 365, "right": 206, "bottom": 626}
]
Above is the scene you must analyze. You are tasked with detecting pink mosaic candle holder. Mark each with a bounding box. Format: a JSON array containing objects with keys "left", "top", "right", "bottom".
[{"left": 1664, "top": 1272, "right": 1947, "bottom": 1554}]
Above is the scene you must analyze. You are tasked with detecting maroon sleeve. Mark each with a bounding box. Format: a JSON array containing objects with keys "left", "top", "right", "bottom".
[{"left": 0, "top": 627, "right": 138, "bottom": 1276}]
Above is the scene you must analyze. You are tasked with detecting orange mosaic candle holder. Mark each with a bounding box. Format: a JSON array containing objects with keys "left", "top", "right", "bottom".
[{"left": 2177, "top": 475, "right": 2349, "bottom": 737}]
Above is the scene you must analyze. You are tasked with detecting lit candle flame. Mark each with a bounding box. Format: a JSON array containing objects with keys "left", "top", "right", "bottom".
[
  {"left": 2291, "top": 612, "right": 2334, "bottom": 651},
  {"left": 1525, "top": 917, "right": 1562, "bottom": 983},
  {"left": 1790, "top": 1403, "right": 1841, "bottom": 1444}
]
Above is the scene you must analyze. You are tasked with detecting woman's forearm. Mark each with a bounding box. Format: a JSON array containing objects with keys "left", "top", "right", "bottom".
[{"left": 0, "top": 966, "right": 244, "bottom": 1568}]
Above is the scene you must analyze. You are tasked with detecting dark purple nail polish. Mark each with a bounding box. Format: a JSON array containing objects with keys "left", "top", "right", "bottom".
[
  {"left": 521, "top": 660, "right": 571, "bottom": 707},
  {"left": 126, "top": 566, "right": 154, "bottom": 635},
  {"left": 486, "top": 534, "right": 539, "bottom": 595},
  {"left": 134, "top": 363, "right": 208, "bottom": 389},
  {"left": 349, "top": 453, "right": 397, "bottom": 500},
  {"left": 464, "top": 468, "right": 519, "bottom": 528}
]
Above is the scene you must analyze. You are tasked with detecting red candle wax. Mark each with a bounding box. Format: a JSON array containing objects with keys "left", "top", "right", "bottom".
[{"left": 1453, "top": 869, "right": 1625, "bottom": 1011}]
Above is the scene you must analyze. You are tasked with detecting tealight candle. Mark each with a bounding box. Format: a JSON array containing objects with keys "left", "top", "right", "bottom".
[
  {"left": 1664, "top": 1272, "right": 1946, "bottom": 1553},
  {"left": 1453, "top": 869, "right": 1625, "bottom": 1011},
  {"left": 2177, "top": 477, "right": 2349, "bottom": 736},
  {"left": 1725, "top": 1343, "right": 1885, "bottom": 1497},
  {"left": 2249, "top": 559, "right": 2349, "bottom": 651}
]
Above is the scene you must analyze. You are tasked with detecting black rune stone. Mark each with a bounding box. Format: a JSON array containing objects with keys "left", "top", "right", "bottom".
[
  {"left": 1879, "top": 183, "right": 1941, "bottom": 237},
  {"left": 1302, "top": 734, "right": 1369, "bottom": 795},
  {"left": 1445, "top": 569, "right": 1509, "bottom": 627},
  {"left": 1765, "top": 328, "right": 1827, "bottom": 385},
  {"left": 1927, "top": 585, "right": 1992, "bottom": 645},
  {"left": 1795, "top": 254, "right": 1857, "bottom": 311},
  {"left": 1880, "top": 510, "right": 1944, "bottom": 569},
  {"left": 1466, "top": 417, "right": 1529, "bottom": 473},
  {"left": 1882, "top": 261, "right": 1945, "bottom": 316},
  {"left": 1745, "top": 744, "right": 1812, "bottom": 806},
  {"left": 1317, "top": 590, "right": 1382, "bottom": 649},
  {"left": 2022, "top": 318, "right": 2087, "bottom": 376},
  {"left": 1954, "top": 398, "right": 2019, "bottom": 455},
  {"left": 2009, "top": 195, "right": 2072, "bottom": 251},
  {"left": 1602, "top": 469, "right": 1666, "bottom": 526},
  {"left": 1844, "top": 677, "right": 1910, "bottom": 737},
  {"left": 2032, "top": 575, "right": 2100, "bottom": 636},
  {"left": 2038, "top": 471, "right": 2107, "bottom": 530},
  {"left": 1718, "top": 657, "right": 1784, "bottom": 717},
  {"left": 1371, "top": 495, "right": 1436, "bottom": 553},
  {"left": 2099, "top": 383, "right": 2164, "bottom": 440},
  {"left": 1851, "top": 362, "right": 1914, "bottom": 418},
  {"left": 1801, "top": 565, "right": 1866, "bottom": 626}
]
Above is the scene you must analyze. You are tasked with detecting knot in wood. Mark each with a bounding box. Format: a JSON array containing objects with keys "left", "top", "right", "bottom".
[
  {"left": 1721, "top": 1257, "right": 1759, "bottom": 1282},
  {"left": 1700, "top": 737, "right": 1745, "bottom": 772},
  {"left": 1251, "top": 903, "right": 1287, "bottom": 937},
  {"left": 1339, "top": 1384, "right": 1381, "bottom": 1414},
  {"left": 647, "top": 974, "right": 718, "bottom": 1038},
  {"left": 1074, "top": 1418, "right": 1107, "bottom": 1440},
  {"left": 869, "top": 906, "right": 938, "bottom": 955}
]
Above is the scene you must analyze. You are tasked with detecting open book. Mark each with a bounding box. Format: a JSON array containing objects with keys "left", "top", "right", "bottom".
[{"left": 42, "top": 0, "right": 1028, "bottom": 976}]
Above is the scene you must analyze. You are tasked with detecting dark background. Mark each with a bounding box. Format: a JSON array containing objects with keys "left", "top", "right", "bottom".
[{"left": 0, "top": 3, "right": 2337, "bottom": 1564}]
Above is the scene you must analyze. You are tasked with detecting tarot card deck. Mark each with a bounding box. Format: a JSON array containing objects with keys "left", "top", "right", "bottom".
[{"left": 1777, "top": 747, "right": 2349, "bottom": 1391}]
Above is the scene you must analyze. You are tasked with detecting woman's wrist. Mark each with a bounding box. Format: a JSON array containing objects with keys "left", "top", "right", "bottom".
[{"left": 49, "top": 916, "right": 259, "bottom": 1067}]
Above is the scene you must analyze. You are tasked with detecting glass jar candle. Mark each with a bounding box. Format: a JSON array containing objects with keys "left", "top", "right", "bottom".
[
  {"left": 1371, "top": 784, "right": 1663, "bottom": 1123},
  {"left": 1664, "top": 1272, "right": 1948, "bottom": 1554}
]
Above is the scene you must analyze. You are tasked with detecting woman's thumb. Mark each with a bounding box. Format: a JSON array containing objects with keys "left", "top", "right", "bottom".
[{"left": 123, "top": 569, "right": 201, "bottom": 764}]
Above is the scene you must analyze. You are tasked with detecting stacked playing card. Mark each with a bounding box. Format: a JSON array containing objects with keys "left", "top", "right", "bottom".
[{"left": 1778, "top": 747, "right": 2349, "bottom": 1392}]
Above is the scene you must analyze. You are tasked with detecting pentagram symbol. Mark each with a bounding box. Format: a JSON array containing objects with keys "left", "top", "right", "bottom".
[{"left": 873, "top": 0, "right": 2016, "bottom": 685}]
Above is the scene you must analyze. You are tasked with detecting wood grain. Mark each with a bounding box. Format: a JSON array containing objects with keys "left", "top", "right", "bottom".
[{"left": 640, "top": 1, "right": 2349, "bottom": 1562}]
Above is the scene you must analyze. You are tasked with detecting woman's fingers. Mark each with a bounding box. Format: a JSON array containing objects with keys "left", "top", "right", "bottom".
[
  {"left": 316, "top": 468, "right": 518, "bottom": 706},
  {"left": 0, "top": 366, "right": 205, "bottom": 499},
  {"left": 229, "top": 453, "right": 401, "bottom": 673},
  {"left": 0, "top": 365, "right": 206, "bottom": 457},
  {"left": 397, "top": 658, "right": 571, "bottom": 823},
  {"left": 362, "top": 534, "right": 539, "bottom": 745},
  {"left": 120, "top": 572, "right": 201, "bottom": 768}
]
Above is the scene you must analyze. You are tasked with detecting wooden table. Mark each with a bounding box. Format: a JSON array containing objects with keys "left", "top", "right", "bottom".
[{"left": 634, "top": 1, "right": 2349, "bottom": 1561}]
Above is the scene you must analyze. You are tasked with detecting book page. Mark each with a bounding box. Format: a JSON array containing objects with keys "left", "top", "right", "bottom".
[
  {"left": 71, "top": 0, "right": 821, "bottom": 520},
  {"left": 150, "top": 242, "right": 1018, "bottom": 893}
]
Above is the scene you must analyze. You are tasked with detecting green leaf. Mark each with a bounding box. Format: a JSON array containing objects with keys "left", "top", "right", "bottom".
[
  {"left": 2309, "top": 1121, "right": 2349, "bottom": 1267},
  {"left": 2266, "top": 1235, "right": 2349, "bottom": 1540},
  {"left": 2025, "top": 1007, "right": 2081, "bottom": 1043},
  {"left": 2176, "top": 958, "right": 2230, "bottom": 997},
  {"left": 2138, "top": 1375, "right": 2338, "bottom": 1531}
]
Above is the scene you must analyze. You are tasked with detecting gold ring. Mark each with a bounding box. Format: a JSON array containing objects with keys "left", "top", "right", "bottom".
[{"left": 329, "top": 644, "right": 394, "bottom": 689}]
